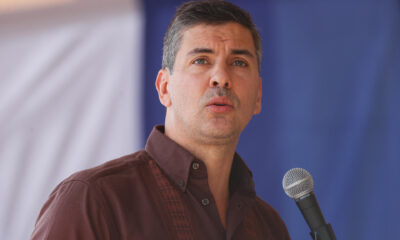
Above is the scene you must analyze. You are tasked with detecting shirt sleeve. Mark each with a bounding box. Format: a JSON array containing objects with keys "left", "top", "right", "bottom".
[{"left": 31, "top": 180, "right": 116, "bottom": 240}]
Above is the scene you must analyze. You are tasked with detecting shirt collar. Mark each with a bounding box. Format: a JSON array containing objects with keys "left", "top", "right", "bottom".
[
  {"left": 145, "top": 125, "right": 255, "bottom": 195},
  {"left": 145, "top": 125, "right": 194, "bottom": 191},
  {"left": 230, "top": 153, "right": 256, "bottom": 196}
]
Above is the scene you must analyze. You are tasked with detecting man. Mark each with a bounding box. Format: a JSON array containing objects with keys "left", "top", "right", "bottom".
[{"left": 31, "top": 1, "right": 290, "bottom": 239}]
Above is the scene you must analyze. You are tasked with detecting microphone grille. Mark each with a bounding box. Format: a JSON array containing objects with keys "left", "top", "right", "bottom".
[{"left": 282, "top": 168, "right": 314, "bottom": 199}]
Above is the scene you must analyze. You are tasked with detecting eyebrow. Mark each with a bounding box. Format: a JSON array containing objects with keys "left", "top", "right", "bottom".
[
  {"left": 187, "top": 48, "right": 255, "bottom": 58},
  {"left": 231, "top": 49, "right": 255, "bottom": 58},
  {"left": 187, "top": 48, "right": 214, "bottom": 55}
]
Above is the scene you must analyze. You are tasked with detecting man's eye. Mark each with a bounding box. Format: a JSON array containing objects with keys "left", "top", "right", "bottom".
[
  {"left": 193, "top": 58, "right": 208, "bottom": 65},
  {"left": 232, "top": 60, "right": 248, "bottom": 67}
]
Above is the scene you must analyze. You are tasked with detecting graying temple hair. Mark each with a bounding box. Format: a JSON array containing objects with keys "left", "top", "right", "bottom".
[{"left": 162, "top": 0, "right": 262, "bottom": 73}]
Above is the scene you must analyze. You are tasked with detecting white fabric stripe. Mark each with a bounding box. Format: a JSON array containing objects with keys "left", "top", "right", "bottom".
[{"left": 0, "top": 1, "right": 144, "bottom": 239}]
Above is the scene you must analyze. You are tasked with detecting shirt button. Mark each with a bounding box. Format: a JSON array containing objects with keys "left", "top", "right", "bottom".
[
  {"left": 178, "top": 180, "right": 185, "bottom": 187},
  {"left": 201, "top": 198, "right": 210, "bottom": 206},
  {"left": 192, "top": 162, "right": 200, "bottom": 170}
]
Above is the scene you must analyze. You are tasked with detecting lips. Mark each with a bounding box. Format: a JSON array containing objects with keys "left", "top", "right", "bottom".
[{"left": 206, "top": 97, "right": 234, "bottom": 113}]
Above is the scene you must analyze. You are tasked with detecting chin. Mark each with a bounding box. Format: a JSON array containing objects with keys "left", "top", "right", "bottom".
[{"left": 200, "top": 124, "right": 239, "bottom": 141}]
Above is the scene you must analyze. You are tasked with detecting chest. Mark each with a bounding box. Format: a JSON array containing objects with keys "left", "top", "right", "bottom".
[{"left": 103, "top": 162, "right": 276, "bottom": 240}]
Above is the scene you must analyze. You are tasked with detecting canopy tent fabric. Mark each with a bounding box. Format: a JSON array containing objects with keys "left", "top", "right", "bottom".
[{"left": 0, "top": 1, "right": 143, "bottom": 239}]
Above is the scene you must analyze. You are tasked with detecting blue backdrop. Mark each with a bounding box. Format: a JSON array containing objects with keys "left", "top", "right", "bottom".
[{"left": 143, "top": 1, "right": 400, "bottom": 239}]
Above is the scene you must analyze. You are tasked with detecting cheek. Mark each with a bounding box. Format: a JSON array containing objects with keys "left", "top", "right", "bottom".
[
  {"left": 238, "top": 83, "right": 260, "bottom": 113},
  {"left": 170, "top": 80, "right": 202, "bottom": 110},
  {"left": 237, "top": 78, "right": 259, "bottom": 100}
]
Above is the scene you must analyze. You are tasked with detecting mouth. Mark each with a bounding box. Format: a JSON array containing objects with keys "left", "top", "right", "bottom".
[
  {"left": 206, "top": 97, "right": 234, "bottom": 113},
  {"left": 213, "top": 103, "right": 228, "bottom": 106}
]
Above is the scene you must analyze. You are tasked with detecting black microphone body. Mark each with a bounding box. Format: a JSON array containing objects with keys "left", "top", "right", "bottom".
[
  {"left": 296, "top": 191, "right": 336, "bottom": 240},
  {"left": 282, "top": 168, "right": 337, "bottom": 240}
]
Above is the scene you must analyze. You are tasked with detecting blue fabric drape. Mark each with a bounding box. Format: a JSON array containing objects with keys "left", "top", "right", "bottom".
[{"left": 144, "top": 1, "right": 400, "bottom": 239}]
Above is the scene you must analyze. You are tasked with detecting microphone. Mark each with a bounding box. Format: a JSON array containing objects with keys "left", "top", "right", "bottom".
[{"left": 282, "top": 168, "right": 336, "bottom": 240}]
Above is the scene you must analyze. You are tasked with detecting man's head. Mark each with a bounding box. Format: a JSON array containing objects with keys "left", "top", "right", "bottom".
[
  {"left": 162, "top": 0, "right": 262, "bottom": 73},
  {"left": 156, "top": 1, "right": 262, "bottom": 147}
]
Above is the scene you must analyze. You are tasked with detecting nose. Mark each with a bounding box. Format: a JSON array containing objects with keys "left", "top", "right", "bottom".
[{"left": 209, "top": 65, "right": 231, "bottom": 89}]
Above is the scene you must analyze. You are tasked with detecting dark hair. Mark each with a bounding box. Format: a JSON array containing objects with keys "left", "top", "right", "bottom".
[{"left": 162, "top": 0, "right": 261, "bottom": 73}]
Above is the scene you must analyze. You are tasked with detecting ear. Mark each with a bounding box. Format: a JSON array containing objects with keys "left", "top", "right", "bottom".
[
  {"left": 155, "top": 68, "right": 172, "bottom": 107},
  {"left": 254, "top": 77, "right": 262, "bottom": 114}
]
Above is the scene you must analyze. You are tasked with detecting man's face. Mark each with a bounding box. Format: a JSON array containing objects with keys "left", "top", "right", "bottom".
[{"left": 157, "top": 22, "right": 262, "bottom": 144}]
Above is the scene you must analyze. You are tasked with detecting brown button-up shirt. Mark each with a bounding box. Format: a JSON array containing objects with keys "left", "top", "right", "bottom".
[{"left": 31, "top": 126, "right": 290, "bottom": 240}]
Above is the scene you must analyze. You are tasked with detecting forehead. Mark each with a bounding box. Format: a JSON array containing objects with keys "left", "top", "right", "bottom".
[{"left": 178, "top": 22, "right": 256, "bottom": 54}]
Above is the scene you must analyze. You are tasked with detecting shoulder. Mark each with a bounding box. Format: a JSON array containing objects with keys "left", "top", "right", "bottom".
[
  {"left": 31, "top": 150, "right": 153, "bottom": 239},
  {"left": 47, "top": 150, "right": 154, "bottom": 206},
  {"left": 63, "top": 150, "right": 151, "bottom": 184},
  {"left": 253, "top": 196, "right": 282, "bottom": 219},
  {"left": 252, "top": 196, "right": 291, "bottom": 239}
]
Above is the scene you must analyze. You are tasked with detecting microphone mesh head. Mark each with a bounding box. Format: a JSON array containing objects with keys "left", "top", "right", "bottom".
[{"left": 282, "top": 168, "right": 314, "bottom": 199}]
